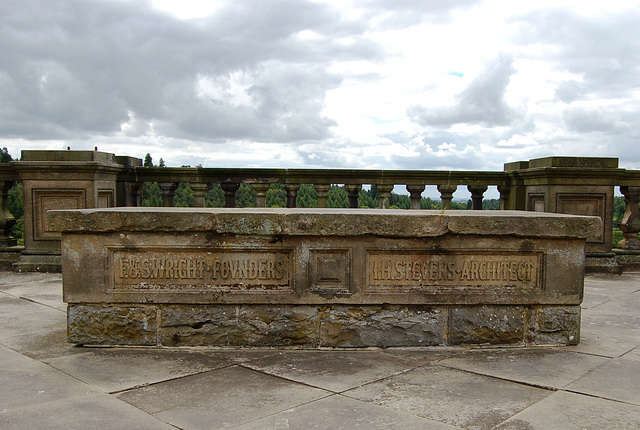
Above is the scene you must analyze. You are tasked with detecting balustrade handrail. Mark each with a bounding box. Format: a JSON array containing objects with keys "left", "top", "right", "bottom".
[{"left": 1, "top": 152, "right": 639, "bottom": 259}]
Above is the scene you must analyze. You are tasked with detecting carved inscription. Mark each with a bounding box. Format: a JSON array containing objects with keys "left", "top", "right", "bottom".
[
  {"left": 112, "top": 249, "right": 292, "bottom": 292},
  {"left": 368, "top": 252, "right": 540, "bottom": 291}
]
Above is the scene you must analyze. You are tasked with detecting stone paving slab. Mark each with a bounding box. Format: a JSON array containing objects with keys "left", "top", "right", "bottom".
[
  {"left": 233, "top": 394, "right": 463, "bottom": 430},
  {"left": 495, "top": 391, "right": 640, "bottom": 429},
  {"left": 344, "top": 364, "right": 553, "bottom": 430},
  {"left": 45, "top": 348, "right": 236, "bottom": 393},
  {"left": 565, "top": 346, "right": 640, "bottom": 405},
  {"left": 117, "top": 365, "right": 332, "bottom": 429},
  {"left": 1, "top": 272, "right": 640, "bottom": 429},
  {"left": 0, "top": 344, "right": 174, "bottom": 430},
  {"left": 0, "top": 294, "right": 72, "bottom": 360},
  {"left": 240, "top": 349, "right": 443, "bottom": 393},
  {"left": 436, "top": 348, "right": 609, "bottom": 389}
]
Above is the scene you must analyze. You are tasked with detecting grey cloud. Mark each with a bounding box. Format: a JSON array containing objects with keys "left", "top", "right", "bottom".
[
  {"left": 513, "top": 8, "right": 640, "bottom": 101},
  {"left": 555, "top": 80, "right": 585, "bottom": 103},
  {"left": 407, "top": 53, "right": 519, "bottom": 128},
  {"left": 562, "top": 108, "right": 615, "bottom": 133},
  {"left": 360, "top": 0, "right": 481, "bottom": 28},
  {"left": 0, "top": 0, "right": 382, "bottom": 142}
]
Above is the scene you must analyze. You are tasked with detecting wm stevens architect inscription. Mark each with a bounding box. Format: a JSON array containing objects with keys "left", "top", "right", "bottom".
[
  {"left": 368, "top": 252, "right": 541, "bottom": 290},
  {"left": 112, "top": 249, "right": 292, "bottom": 292}
]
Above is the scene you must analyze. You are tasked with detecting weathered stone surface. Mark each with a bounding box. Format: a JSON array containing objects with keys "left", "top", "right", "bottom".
[
  {"left": 526, "top": 306, "right": 580, "bottom": 345},
  {"left": 319, "top": 305, "right": 444, "bottom": 347},
  {"left": 52, "top": 208, "right": 596, "bottom": 347},
  {"left": 161, "top": 305, "right": 319, "bottom": 347},
  {"left": 449, "top": 306, "right": 525, "bottom": 345},
  {"left": 47, "top": 208, "right": 603, "bottom": 239},
  {"left": 68, "top": 305, "right": 157, "bottom": 346}
]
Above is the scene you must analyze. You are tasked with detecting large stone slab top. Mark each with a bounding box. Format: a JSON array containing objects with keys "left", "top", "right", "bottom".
[{"left": 48, "top": 208, "right": 602, "bottom": 238}]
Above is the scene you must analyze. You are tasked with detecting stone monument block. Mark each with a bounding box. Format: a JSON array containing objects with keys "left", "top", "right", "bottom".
[{"left": 48, "top": 208, "right": 601, "bottom": 348}]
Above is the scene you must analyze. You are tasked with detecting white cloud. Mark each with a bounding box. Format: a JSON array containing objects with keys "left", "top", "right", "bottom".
[{"left": 1, "top": 0, "right": 640, "bottom": 171}]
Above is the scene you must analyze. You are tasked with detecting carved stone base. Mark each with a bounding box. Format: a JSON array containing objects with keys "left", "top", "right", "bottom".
[{"left": 68, "top": 303, "right": 580, "bottom": 347}]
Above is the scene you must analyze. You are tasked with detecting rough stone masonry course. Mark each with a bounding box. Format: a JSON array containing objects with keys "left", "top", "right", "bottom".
[{"left": 47, "top": 208, "right": 601, "bottom": 348}]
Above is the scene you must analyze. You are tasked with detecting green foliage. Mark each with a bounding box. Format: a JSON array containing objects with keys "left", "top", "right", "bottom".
[
  {"left": 613, "top": 196, "right": 626, "bottom": 225},
  {"left": 612, "top": 228, "right": 623, "bottom": 248},
  {"left": 358, "top": 187, "right": 379, "bottom": 208},
  {"left": 141, "top": 182, "right": 163, "bottom": 207},
  {"left": 389, "top": 193, "right": 410, "bottom": 209},
  {"left": 421, "top": 197, "right": 441, "bottom": 210},
  {"left": 174, "top": 183, "right": 194, "bottom": 207},
  {"left": 143, "top": 153, "right": 153, "bottom": 167},
  {"left": 450, "top": 201, "right": 470, "bottom": 210},
  {"left": 8, "top": 183, "right": 23, "bottom": 239},
  {"left": 0, "top": 147, "right": 13, "bottom": 163},
  {"left": 266, "top": 184, "right": 286, "bottom": 208},
  {"left": 158, "top": 158, "right": 166, "bottom": 168},
  {"left": 297, "top": 184, "right": 317, "bottom": 208},
  {"left": 206, "top": 183, "right": 225, "bottom": 207},
  {"left": 235, "top": 183, "right": 256, "bottom": 208},
  {"left": 8, "top": 183, "right": 23, "bottom": 219},
  {"left": 327, "top": 185, "right": 348, "bottom": 208},
  {"left": 482, "top": 199, "right": 500, "bottom": 210}
]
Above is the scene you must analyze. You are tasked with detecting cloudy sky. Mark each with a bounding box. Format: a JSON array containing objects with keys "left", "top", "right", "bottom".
[{"left": 2, "top": 0, "right": 640, "bottom": 171}]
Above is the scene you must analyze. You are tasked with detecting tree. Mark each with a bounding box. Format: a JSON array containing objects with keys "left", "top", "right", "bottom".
[
  {"left": 8, "top": 183, "right": 23, "bottom": 240},
  {"left": 389, "top": 193, "right": 410, "bottom": 209},
  {"left": 141, "top": 182, "right": 163, "bottom": 206},
  {"left": 327, "top": 185, "right": 348, "bottom": 208},
  {"left": 158, "top": 158, "right": 166, "bottom": 168},
  {"left": 266, "top": 184, "right": 286, "bottom": 208},
  {"left": 482, "top": 199, "right": 500, "bottom": 210},
  {"left": 206, "top": 184, "right": 225, "bottom": 207},
  {"left": 358, "top": 188, "right": 378, "bottom": 208},
  {"left": 296, "top": 184, "right": 317, "bottom": 208},
  {"left": 174, "top": 183, "right": 194, "bottom": 207},
  {"left": 143, "top": 153, "right": 153, "bottom": 167},
  {"left": 421, "top": 197, "right": 441, "bottom": 210},
  {"left": 0, "top": 147, "right": 13, "bottom": 163},
  {"left": 235, "top": 183, "right": 256, "bottom": 207}
]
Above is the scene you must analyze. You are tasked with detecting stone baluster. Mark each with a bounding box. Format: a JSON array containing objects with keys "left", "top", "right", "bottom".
[
  {"left": 190, "top": 183, "right": 209, "bottom": 207},
  {"left": 376, "top": 185, "right": 394, "bottom": 209},
  {"left": 406, "top": 185, "right": 426, "bottom": 210},
  {"left": 345, "top": 184, "right": 362, "bottom": 208},
  {"left": 468, "top": 185, "right": 488, "bottom": 210},
  {"left": 0, "top": 180, "right": 16, "bottom": 247},
  {"left": 497, "top": 185, "right": 511, "bottom": 210},
  {"left": 285, "top": 184, "right": 300, "bottom": 208},
  {"left": 220, "top": 183, "right": 240, "bottom": 208},
  {"left": 314, "top": 184, "right": 331, "bottom": 208},
  {"left": 437, "top": 184, "right": 457, "bottom": 210},
  {"left": 158, "top": 182, "right": 178, "bottom": 207},
  {"left": 252, "top": 183, "right": 271, "bottom": 208},
  {"left": 618, "top": 186, "right": 640, "bottom": 250}
]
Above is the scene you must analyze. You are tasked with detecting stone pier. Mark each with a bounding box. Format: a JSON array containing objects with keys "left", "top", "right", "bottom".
[{"left": 48, "top": 208, "right": 601, "bottom": 348}]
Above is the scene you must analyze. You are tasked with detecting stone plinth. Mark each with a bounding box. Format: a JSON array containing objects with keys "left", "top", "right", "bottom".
[
  {"left": 11, "top": 150, "right": 130, "bottom": 272},
  {"left": 48, "top": 208, "right": 601, "bottom": 348}
]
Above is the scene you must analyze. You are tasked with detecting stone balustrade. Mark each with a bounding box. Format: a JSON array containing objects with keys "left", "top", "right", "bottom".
[{"left": 1, "top": 150, "right": 639, "bottom": 272}]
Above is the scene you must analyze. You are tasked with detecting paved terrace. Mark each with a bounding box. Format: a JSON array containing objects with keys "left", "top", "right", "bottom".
[{"left": 1, "top": 272, "right": 639, "bottom": 429}]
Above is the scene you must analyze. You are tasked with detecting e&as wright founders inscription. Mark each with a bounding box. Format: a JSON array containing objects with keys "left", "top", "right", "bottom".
[
  {"left": 112, "top": 249, "right": 292, "bottom": 292},
  {"left": 368, "top": 252, "right": 541, "bottom": 291}
]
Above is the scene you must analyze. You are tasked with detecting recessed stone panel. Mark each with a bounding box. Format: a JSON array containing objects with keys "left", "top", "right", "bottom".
[
  {"left": 33, "top": 189, "right": 85, "bottom": 241},
  {"left": 557, "top": 194, "right": 605, "bottom": 243},
  {"left": 309, "top": 249, "right": 351, "bottom": 295},
  {"left": 367, "top": 251, "right": 542, "bottom": 293},
  {"left": 110, "top": 248, "right": 293, "bottom": 293}
]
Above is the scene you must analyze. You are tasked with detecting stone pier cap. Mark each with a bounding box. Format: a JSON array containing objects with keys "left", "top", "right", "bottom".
[{"left": 48, "top": 207, "right": 602, "bottom": 239}]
